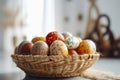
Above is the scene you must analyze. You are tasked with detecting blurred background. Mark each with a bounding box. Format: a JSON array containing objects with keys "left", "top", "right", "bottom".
[{"left": 0, "top": 0, "right": 120, "bottom": 80}]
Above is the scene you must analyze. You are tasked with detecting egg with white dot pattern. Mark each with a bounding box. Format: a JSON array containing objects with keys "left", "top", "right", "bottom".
[{"left": 50, "top": 40, "right": 68, "bottom": 56}]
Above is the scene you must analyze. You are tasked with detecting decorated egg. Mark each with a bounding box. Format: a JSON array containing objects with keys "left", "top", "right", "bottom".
[
  {"left": 65, "top": 36, "right": 80, "bottom": 49},
  {"left": 46, "top": 31, "right": 65, "bottom": 46},
  {"left": 62, "top": 32, "right": 72, "bottom": 39},
  {"left": 77, "top": 40, "right": 96, "bottom": 54},
  {"left": 31, "top": 41, "right": 49, "bottom": 55},
  {"left": 68, "top": 49, "right": 78, "bottom": 55},
  {"left": 18, "top": 41, "right": 33, "bottom": 55},
  {"left": 77, "top": 37, "right": 82, "bottom": 43},
  {"left": 32, "top": 36, "right": 46, "bottom": 43},
  {"left": 68, "top": 49, "right": 79, "bottom": 60},
  {"left": 14, "top": 46, "right": 18, "bottom": 54},
  {"left": 50, "top": 40, "right": 68, "bottom": 56},
  {"left": 87, "top": 40, "right": 96, "bottom": 52}
]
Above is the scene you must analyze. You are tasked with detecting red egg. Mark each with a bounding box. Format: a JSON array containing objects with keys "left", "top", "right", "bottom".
[
  {"left": 18, "top": 41, "right": 33, "bottom": 55},
  {"left": 68, "top": 49, "right": 78, "bottom": 55},
  {"left": 14, "top": 46, "right": 18, "bottom": 54},
  {"left": 46, "top": 31, "right": 65, "bottom": 46}
]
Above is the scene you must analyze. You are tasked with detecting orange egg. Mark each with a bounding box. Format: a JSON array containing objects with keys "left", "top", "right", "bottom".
[
  {"left": 77, "top": 40, "right": 96, "bottom": 54},
  {"left": 32, "top": 36, "right": 45, "bottom": 43}
]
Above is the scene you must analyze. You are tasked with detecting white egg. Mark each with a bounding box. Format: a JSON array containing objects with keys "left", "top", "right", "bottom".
[
  {"left": 62, "top": 32, "right": 72, "bottom": 39},
  {"left": 65, "top": 36, "right": 80, "bottom": 49}
]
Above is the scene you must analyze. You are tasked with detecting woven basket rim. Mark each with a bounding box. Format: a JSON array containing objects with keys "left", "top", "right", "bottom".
[
  {"left": 11, "top": 52, "right": 100, "bottom": 63},
  {"left": 11, "top": 52, "right": 100, "bottom": 77}
]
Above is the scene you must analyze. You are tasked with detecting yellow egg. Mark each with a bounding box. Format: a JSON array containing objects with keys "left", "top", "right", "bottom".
[
  {"left": 77, "top": 40, "right": 96, "bottom": 54},
  {"left": 32, "top": 36, "right": 46, "bottom": 43},
  {"left": 50, "top": 40, "right": 68, "bottom": 56}
]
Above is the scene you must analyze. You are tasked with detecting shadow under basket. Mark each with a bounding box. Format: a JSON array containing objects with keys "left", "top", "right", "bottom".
[{"left": 11, "top": 53, "right": 100, "bottom": 77}]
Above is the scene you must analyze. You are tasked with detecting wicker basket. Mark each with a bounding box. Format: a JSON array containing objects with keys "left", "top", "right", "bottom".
[{"left": 11, "top": 53, "right": 100, "bottom": 77}]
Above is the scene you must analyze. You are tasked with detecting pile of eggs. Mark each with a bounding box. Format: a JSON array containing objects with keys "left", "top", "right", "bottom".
[{"left": 15, "top": 31, "right": 96, "bottom": 56}]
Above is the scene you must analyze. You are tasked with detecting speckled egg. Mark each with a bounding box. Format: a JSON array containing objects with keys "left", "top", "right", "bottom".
[
  {"left": 50, "top": 40, "right": 68, "bottom": 56},
  {"left": 77, "top": 40, "right": 96, "bottom": 54},
  {"left": 32, "top": 36, "right": 46, "bottom": 43},
  {"left": 31, "top": 41, "right": 49, "bottom": 55},
  {"left": 62, "top": 32, "right": 72, "bottom": 39},
  {"left": 65, "top": 36, "right": 80, "bottom": 49}
]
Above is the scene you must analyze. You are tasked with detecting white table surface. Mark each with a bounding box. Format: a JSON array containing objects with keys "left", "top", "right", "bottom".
[{"left": 92, "top": 58, "right": 120, "bottom": 74}]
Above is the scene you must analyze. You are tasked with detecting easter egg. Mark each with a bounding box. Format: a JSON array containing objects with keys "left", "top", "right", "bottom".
[
  {"left": 87, "top": 40, "right": 96, "bottom": 52},
  {"left": 32, "top": 36, "right": 45, "bottom": 43},
  {"left": 68, "top": 49, "right": 78, "bottom": 55},
  {"left": 14, "top": 46, "right": 18, "bottom": 54},
  {"left": 65, "top": 36, "right": 80, "bottom": 49},
  {"left": 68, "top": 49, "right": 78, "bottom": 60},
  {"left": 77, "top": 40, "right": 96, "bottom": 54},
  {"left": 50, "top": 40, "right": 68, "bottom": 56},
  {"left": 62, "top": 32, "right": 72, "bottom": 39},
  {"left": 77, "top": 37, "right": 82, "bottom": 43},
  {"left": 46, "top": 31, "right": 65, "bottom": 46},
  {"left": 18, "top": 41, "right": 33, "bottom": 55},
  {"left": 31, "top": 41, "right": 49, "bottom": 55}
]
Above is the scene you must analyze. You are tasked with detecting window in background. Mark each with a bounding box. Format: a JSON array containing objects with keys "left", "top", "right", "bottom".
[
  {"left": 0, "top": 0, "right": 56, "bottom": 73},
  {"left": 23, "top": 0, "right": 56, "bottom": 41}
]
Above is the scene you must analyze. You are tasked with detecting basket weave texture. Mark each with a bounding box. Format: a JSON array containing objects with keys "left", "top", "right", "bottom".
[{"left": 11, "top": 53, "right": 100, "bottom": 77}]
